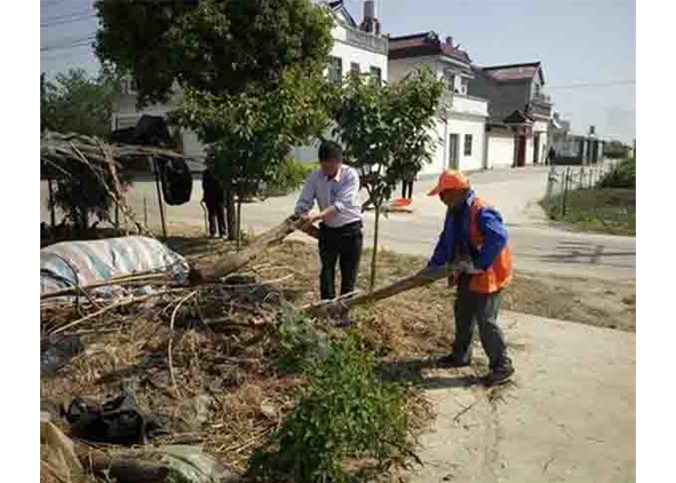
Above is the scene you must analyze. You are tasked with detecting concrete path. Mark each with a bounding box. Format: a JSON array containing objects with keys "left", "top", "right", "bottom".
[
  {"left": 406, "top": 311, "right": 635, "bottom": 483},
  {"left": 40, "top": 166, "right": 635, "bottom": 279}
]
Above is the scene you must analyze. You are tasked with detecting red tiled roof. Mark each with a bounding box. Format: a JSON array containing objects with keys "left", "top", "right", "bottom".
[
  {"left": 388, "top": 32, "right": 471, "bottom": 63},
  {"left": 482, "top": 62, "right": 543, "bottom": 82}
]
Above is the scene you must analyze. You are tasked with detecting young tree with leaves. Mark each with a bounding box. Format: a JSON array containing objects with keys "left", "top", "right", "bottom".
[
  {"left": 333, "top": 68, "right": 444, "bottom": 290},
  {"left": 40, "top": 68, "right": 122, "bottom": 138},
  {"left": 41, "top": 68, "right": 128, "bottom": 234},
  {"left": 94, "top": 0, "right": 334, "bottom": 240}
]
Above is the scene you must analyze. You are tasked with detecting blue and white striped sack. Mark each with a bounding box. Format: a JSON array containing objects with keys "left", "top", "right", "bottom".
[{"left": 40, "top": 236, "right": 190, "bottom": 298}]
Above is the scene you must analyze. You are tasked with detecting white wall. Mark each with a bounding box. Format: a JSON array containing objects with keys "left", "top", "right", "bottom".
[
  {"left": 450, "top": 116, "right": 486, "bottom": 172},
  {"left": 418, "top": 118, "right": 448, "bottom": 176},
  {"left": 526, "top": 136, "right": 534, "bottom": 165},
  {"left": 292, "top": 22, "right": 389, "bottom": 164},
  {"left": 488, "top": 132, "right": 515, "bottom": 169},
  {"left": 330, "top": 24, "right": 388, "bottom": 79},
  {"left": 452, "top": 94, "right": 489, "bottom": 118},
  {"left": 418, "top": 115, "right": 486, "bottom": 175},
  {"left": 388, "top": 56, "right": 437, "bottom": 83}
]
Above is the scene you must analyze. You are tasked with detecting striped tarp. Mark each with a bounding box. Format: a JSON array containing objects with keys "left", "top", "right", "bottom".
[{"left": 40, "top": 236, "right": 190, "bottom": 297}]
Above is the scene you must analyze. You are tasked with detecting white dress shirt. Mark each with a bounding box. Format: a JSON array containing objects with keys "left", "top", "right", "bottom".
[{"left": 294, "top": 165, "right": 363, "bottom": 228}]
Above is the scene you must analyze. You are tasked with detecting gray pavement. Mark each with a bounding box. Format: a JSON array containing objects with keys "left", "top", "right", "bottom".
[
  {"left": 407, "top": 311, "right": 635, "bottom": 482},
  {"left": 40, "top": 165, "right": 636, "bottom": 280}
]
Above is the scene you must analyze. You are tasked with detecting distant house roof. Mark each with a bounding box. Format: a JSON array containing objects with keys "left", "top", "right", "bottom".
[
  {"left": 327, "top": 0, "right": 358, "bottom": 29},
  {"left": 388, "top": 31, "right": 472, "bottom": 64},
  {"left": 503, "top": 110, "right": 535, "bottom": 124},
  {"left": 481, "top": 62, "right": 544, "bottom": 84}
]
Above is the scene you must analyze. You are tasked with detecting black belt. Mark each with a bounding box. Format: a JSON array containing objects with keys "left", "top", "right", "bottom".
[{"left": 319, "top": 220, "right": 363, "bottom": 233}]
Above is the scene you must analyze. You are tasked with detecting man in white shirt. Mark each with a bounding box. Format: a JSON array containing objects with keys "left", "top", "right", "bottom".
[{"left": 295, "top": 140, "right": 364, "bottom": 300}]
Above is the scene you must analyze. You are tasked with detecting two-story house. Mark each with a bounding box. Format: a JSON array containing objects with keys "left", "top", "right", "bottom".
[
  {"left": 293, "top": 0, "right": 389, "bottom": 162},
  {"left": 388, "top": 32, "right": 490, "bottom": 175},
  {"left": 469, "top": 61, "right": 553, "bottom": 168},
  {"left": 111, "top": 0, "right": 389, "bottom": 167}
]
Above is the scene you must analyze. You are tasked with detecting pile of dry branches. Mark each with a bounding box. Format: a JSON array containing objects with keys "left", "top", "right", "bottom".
[
  {"left": 41, "top": 131, "right": 187, "bottom": 238},
  {"left": 40, "top": 263, "right": 308, "bottom": 479}
]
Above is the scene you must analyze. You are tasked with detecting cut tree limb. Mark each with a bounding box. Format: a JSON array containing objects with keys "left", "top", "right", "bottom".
[
  {"left": 189, "top": 214, "right": 319, "bottom": 284},
  {"left": 302, "top": 263, "right": 462, "bottom": 317},
  {"left": 76, "top": 446, "right": 169, "bottom": 483}
]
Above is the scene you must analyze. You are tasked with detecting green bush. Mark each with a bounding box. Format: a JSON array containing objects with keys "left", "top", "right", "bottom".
[
  {"left": 249, "top": 328, "right": 410, "bottom": 482},
  {"left": 266, "top": 158, "right": 318, "bottom": 195},
  {"left": 275, "top": 307, "right": 329, "bottom": 374},
  {"left": 598, "top": 158, "right": 635, "bottom": 189}
]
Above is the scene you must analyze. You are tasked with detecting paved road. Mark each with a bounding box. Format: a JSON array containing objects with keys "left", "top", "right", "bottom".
[
  {"left": 40, "top": 165, "right": 636, "bottom": 279},
  {"left": 407, "top": 311, "right": 635, "bottom": 482}
]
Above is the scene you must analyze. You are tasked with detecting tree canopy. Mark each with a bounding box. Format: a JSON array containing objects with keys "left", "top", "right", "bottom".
[{"left": 95, "top": 0, "right": 333, "bottom": 106}]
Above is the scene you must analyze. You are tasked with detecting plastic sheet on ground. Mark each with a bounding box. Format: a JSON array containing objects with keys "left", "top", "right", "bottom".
[
  {"left": 40, "top": 412, "right": 87, "bottom": 483},
  {"left": 161, "top": 445, "right": 238, "bottom": 483},
  {"left": 40, "top": 236, "right": 190, "bottom": 298}
]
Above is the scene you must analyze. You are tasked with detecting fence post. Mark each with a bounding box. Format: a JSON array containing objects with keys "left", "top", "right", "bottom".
[
  {"left": 580, "top": 166, "right": 585, "bottom": 189},
  {"left": 546, "top": 166, "right": 555, "bottom": 200},
  {"left": 561, "top": 167, "right": 570, "bottom": 217},
  {"left": 143, "top": 197, "right": 149, "bottom": 229}
]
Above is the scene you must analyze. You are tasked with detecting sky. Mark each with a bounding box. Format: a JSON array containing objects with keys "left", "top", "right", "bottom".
[{"left": 40, "top": 0, "right": 636, "bottom": 143}]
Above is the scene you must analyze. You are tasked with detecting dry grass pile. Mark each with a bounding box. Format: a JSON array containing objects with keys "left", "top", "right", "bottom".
[{"left": 41, "top": 263, "right": 306, "bottom": 478}]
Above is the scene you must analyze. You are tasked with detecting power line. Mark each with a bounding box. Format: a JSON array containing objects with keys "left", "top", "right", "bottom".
[
  {"left": 41, "top": 35, "right": 96, "bottom": 52},
  {"left": 41, "top": 8, "right": 92, "bottom": 23},
  {"left": 547, "top": 80, "right": 635, "bottom": 90},
  {"left": 41, "top": 46, "right": 97, "bottom": 61},
  {"left": 41, "top": 0, "right": 67, "bottom": 7},
  {"left": 41, "top": 13, "right": 96, "bottom": 28}
]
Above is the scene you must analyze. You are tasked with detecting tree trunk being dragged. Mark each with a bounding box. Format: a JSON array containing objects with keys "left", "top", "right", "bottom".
[
  {"left": 304, "top": 263, "right": 460, "bottom": 318},
  {"left": 189, "top": 214, "right": 317, "bottom": 284}
]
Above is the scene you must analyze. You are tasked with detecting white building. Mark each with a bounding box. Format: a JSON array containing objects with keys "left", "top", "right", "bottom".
[
  {"left": 387, "top": 32, "right": 489, "bottom": 175},
  {"left": 292, "top": 0, "right": 389, "bottom": 162}
]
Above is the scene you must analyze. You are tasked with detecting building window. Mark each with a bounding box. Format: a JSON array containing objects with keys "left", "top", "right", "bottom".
[
  {"left": 447, "top": 73, "right": 456, "bottom": 92},
  {"left": 369, "top": 66, "right": 382, "bottom": 86},
  {"left": 350, "top": 62, "right": 360, "bottom": 76},
  {"left": 464, "top": 134, "right": 473, "bottom": 156},
  {"left": 327, "top": 56, "right": 342, "bottom": 82}
]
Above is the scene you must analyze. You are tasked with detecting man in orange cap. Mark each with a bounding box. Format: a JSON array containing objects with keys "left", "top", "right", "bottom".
[{"left": 425, "top": 170, "right": 515, "bottom": 386}]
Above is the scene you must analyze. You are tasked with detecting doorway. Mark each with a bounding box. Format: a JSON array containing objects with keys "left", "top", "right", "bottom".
[
  {"left": 448, "top": 134, "right": 460, "bottom": 169},
  {"left": 533, "top": 133, "right": 540, "bottom": 164},
  {"left": 514, "top": 135, "right": 526, "bottom": 167}
]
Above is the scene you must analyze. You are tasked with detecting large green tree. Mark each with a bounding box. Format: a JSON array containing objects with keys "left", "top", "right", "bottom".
[
  {"left": 333, "top": 69, "right": 444, "bottom": 290},
  {"left": 95, "top": 0, "right": 334, "bottom": 240}
]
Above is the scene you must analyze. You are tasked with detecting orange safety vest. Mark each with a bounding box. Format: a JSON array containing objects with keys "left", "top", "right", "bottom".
[{"left": 467, "top": 197, "right": 513, "bottom": 294}]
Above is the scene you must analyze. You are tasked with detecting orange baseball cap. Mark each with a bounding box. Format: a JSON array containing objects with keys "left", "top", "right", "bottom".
[{"left": 427, "top": 170, "right": 470, "bottom": 196}]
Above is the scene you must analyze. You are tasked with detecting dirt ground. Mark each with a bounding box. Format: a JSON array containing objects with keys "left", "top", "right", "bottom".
[
  {"left": 172, "top": 236, "right": 636, "bottom": 337},
  {"left": 41, "top": 232, "right": 635, "bottom": 481}
]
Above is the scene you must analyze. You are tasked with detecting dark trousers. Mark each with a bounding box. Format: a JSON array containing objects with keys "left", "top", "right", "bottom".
[
  {"left": 206, "top": 201, "right": 226, "bottom": 237},
  {"left": 318, "top": 221, "right": 363, "bottom": 300},
  {"left": 401, "top": 180, "right": 414, "bottom": 199},
  {"left": 452, "top": 276, "right": 512, "bottom": 370}
]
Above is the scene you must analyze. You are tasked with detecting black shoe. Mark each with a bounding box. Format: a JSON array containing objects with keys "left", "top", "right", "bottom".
[
  {"left": 484, "top": 366, "right": 515, "bottom": 387},
  {"left": 437, "top": 354, "right": 471, "bottom": 368}
]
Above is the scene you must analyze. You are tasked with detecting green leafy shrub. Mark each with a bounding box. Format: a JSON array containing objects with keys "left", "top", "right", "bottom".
[
  {"left": 249, "top": 331, "right": 410, "bottom": 482},
  {"left": 265, "top": 158, "right": 318, "bottom": 196},
  {"left": 275, "top": 307, "right": 329, "bottom": 373},
  {"left": 597, "top": 158, "right": 635, "bottom": 189}
]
